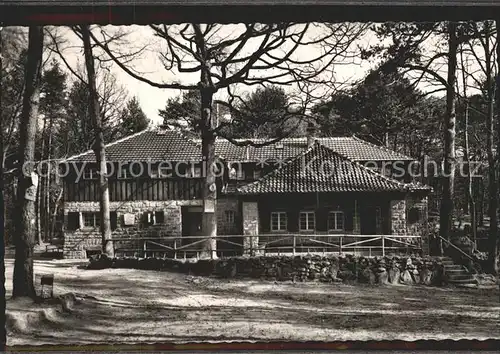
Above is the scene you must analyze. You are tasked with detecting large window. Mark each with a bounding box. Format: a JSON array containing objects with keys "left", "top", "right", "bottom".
[
  {"left": 271, "top": 212, "right": 287, "bottom": 232},
  {"left": 299, "top": 211, "right": 315, "bottom": 231},
  {"left": 328, "top": 211, "right": 344, "bottom": 231},
  {"left": 82, "top": 212, "right": 100, "bottom": 228}
]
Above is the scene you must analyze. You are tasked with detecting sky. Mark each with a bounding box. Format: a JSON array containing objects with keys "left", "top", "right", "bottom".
[
  {"left": 51, "top": 23, "right": 483, "bottom": 127},
  {"left": 53, "top": 24, "right": 379, "bottom": 125}
]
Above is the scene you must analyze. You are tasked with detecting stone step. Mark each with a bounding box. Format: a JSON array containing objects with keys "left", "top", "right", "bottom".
[
  {"left": 448, "top": 277, "right": 477, "bottom": 284},
  {"left": 455, "top": 283, "right": 479, "bottom": 289},
  {"left": 444, "top": 265, "right": 465, "bottom": 271},
  {"left": 448, "top": 273, "right": 475, "bottom": 281},
  {"left": 444, "top": 267, "right": 467, "bottom": 272},
  {"left": 436, "top": 257, "right": 453, "bottom": 262}
]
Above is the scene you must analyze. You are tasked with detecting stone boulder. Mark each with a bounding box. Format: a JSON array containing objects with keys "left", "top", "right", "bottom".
[
  {"left": 400, "top": 270, "right": 414, "bottom": 285},
  {"left": 388, "top": 267, "right": 401, "bottom": 285}
]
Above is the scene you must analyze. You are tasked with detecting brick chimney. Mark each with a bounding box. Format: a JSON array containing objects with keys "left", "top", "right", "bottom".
[{"left": 306, "top": 122, "right": 316, "bottom": 148}]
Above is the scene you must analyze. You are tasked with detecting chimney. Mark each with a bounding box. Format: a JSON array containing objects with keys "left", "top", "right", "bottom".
[{"left": 306, "top": 122, "right": 316, "bottom": 148}]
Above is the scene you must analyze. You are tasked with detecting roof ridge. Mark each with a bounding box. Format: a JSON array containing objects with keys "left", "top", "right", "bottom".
[
  {"left": 352, "top": 135, "right": 414, "bottom": 160},
  {"left": 351, "top": 159, "right": 408, "bottom": 190},
  {"left": 64, "top": 128, "right": 151, "bottom": 162},
  {"left": 174, "top": 129, "right": 226, "bottom": 162},
  {"left": 237, "top": 141, "right": 325, "bottom": 193}
]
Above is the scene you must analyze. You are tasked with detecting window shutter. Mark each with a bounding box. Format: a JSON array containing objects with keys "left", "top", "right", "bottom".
[
  {"left": 155, "top": 211, "right": 165, "bottom": 224},
  {"left": 67, "top": 212, "right": 80, "bottom": 231},
  {"left": 110, "top": 212, "right": 118, "bottom": 231}
]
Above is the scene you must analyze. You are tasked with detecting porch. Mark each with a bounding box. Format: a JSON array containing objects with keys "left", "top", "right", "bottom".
[{"left": 112, "top": 233, "right": 423, "bottom": 259}]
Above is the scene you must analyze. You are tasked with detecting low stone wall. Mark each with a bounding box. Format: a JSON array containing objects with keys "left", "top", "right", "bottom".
[{"left": 87, "top": 254, "right": 446, "bottom": 286}]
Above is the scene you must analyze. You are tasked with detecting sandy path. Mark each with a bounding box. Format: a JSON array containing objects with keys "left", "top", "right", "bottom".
[{"left": 5, "top": 259, "right": 500, "bottom": 345}]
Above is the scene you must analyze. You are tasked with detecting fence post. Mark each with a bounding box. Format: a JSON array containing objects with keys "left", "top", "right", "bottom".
[
  {"left": 174, "top": 239, "right": 177, "bottom": 260},
  {"left": 293, "top": 234, "right": 296, "bottom": 256},
  {"left": 382, "top": 235, "right": 385, "bottom": 257},
  {"left": 143, "top": 240, "right": 147, "bottom": 258},
  {"left": 250, "top": 234, "right": 254, "bottom": 257},
  {"left": 339, "top": 236, "right": 342, "bottom": 255}
]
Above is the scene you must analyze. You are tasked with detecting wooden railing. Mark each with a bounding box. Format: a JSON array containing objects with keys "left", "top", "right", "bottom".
[
  {"left": 112, "top": 233, "right": 422, "bottom": 259},
  {"left": 438, "top": 235, "right": 474, "bottom": 261}
]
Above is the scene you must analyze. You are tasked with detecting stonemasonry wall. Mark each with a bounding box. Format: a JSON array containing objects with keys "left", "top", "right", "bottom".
[
  {"left": 242, "top": 202, "right": 259, "bottom": 255},
  {"left": 63, "top": 200, "right": 201, "bottom": 259},
  {"left": 406, "top": 195, "right": 429, "bottom": 255},
  {"left": 88, "top": 254, "right": 447, "bottom": 287},
  {"left": 216, "top": 197, "right": 240, "bottom": 235},
  {"left": 390, "top": 199, "right": 406, "bottom": 235}
]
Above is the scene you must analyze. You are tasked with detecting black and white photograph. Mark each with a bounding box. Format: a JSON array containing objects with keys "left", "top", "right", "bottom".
[{"left": 1, "top": 1, "right": 500, "bottom": 351}]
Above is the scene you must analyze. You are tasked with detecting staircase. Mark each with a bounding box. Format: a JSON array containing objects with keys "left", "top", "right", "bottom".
[{"left": 439, "top": 256, "right": 478, "bottom": 288}]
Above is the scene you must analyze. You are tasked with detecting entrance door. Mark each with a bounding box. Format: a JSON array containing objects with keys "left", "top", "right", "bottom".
[{"left": 181, "top": 207, "right": 204, "bottom": 248}]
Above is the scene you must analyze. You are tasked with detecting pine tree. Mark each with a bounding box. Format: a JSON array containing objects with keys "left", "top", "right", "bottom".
[{"left": 120, "top": 96, "right": 150, "bottom": 136}]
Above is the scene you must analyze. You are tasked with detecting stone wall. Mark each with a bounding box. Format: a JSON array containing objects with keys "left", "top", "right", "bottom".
[
  {"left": 88, "top": 254, "right": 446, "bottom": 286},
  {"left": 63, "top": 200, "right": 201, "bottom": 259},
  {"left": 390, "top": 199, "right": 406, "bottom": 235},
  {"left": 216, "top": 197, "right": 240, "bottom": 235},
  {"left": 242, "top": 202, "right": 259, "bottom": 255},
  {"left": 406, "top": 195, "right": 429, "bottom": 254}
]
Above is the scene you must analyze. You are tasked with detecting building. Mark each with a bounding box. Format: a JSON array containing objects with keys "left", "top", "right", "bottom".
[{"left": 60, "top": 126, "right": 431, "bottom": 259}]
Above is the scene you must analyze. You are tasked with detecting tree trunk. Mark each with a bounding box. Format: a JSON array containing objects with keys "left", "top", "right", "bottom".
[
  {"left": 36, "top": 116, "right": 46, "bottom": 245},
  {"left": 35, "top": 176, "right": 42, "bottom": 244},
  {"left": 81, "top": 25, "right": 114, "bottom": 258},
  {"left": 200, "top": 87, "right": 218, "bottom": 259},
  {"left": 45, "top": 122, "right": 53, "bottom": 242},
  {"left": 479, "top": 176, "right": 485, "bottom": 227},
  {"left": 491, "top": 19, "right": 500, "bottom": 274},
  {"left": 0, "top": 144, "right": 7, "bottom": 350},
  {"left": 12, "top": 26, "right": 44, "bottom": 298},
  {"left": 463, "top": 101, "right": 477, "bottom": 246},
  {"left": 438, "top": 21, "right": 458, "bottom": 253},
  {"left": 50, "top": 188, "right": 63, "bottom": 239}
]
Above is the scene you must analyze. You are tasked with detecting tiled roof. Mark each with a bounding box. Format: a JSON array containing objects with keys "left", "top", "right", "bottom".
[
  {"left": 64, "top": 127, "right": 413, "bottom": 164},
  {"left": 317, "top": 136, "right": 413, "bottom": 161},
  {"left": 192, "top": 136, "right": 414, "bottom": 162},
  {"left": 237, "top": 143, "right": 429, "bottom": 195},
  {"left": 64, "top": 128, "right": 203, "bottom": 162}
]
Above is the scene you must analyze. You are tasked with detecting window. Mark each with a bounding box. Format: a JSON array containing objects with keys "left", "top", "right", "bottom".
[
  {"left": 154, "top": 211, "right": 165, "bottom": 224},
  {"left": 225, "top": 210, "right": 235, "bottom": 224},
  {"left": 82, "top": 212, "right": 100, "bottom": 228},
  {"left": 271, "top": 212, "right": 287, "bottom": 232},
  {"left": 229, "top": 165, "right": 245, "bottom": 180},
  {"left": 299, "top": 211, "right": 315, "bottom": 231},
  {"left": 150, "top": 166, "right": 171, "bottom": 179},
  {"left": 253, "top": 170, "right": 261, "bottom": 180},
  {"left": 328, "top": 211, "right": 344, "bottom": 231},
  {"left": 150, "top": 168, "right": 161, "bottom": 179},
  {"left": 188, "top": 166, "right": 202, "bottom": 178},
  {"left": 236, "top": 169, "right": 245, "bottom": 180},
  {"left": 408, "top": 207, "right": 421, "bottom": 224},
  {"left": 67, "top": 212, "right": 80, "bottom": 231},
  {"left": 83, "top": 169, "right": 97, "bottom": 180},
  {"left": 117, "top": 168, "right": 128, "bottom": 179}
]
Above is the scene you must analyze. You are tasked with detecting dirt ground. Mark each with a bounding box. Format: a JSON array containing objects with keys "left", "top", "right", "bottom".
[{"left": 4, "top": 259, "right": 500, "bottom": 346}]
